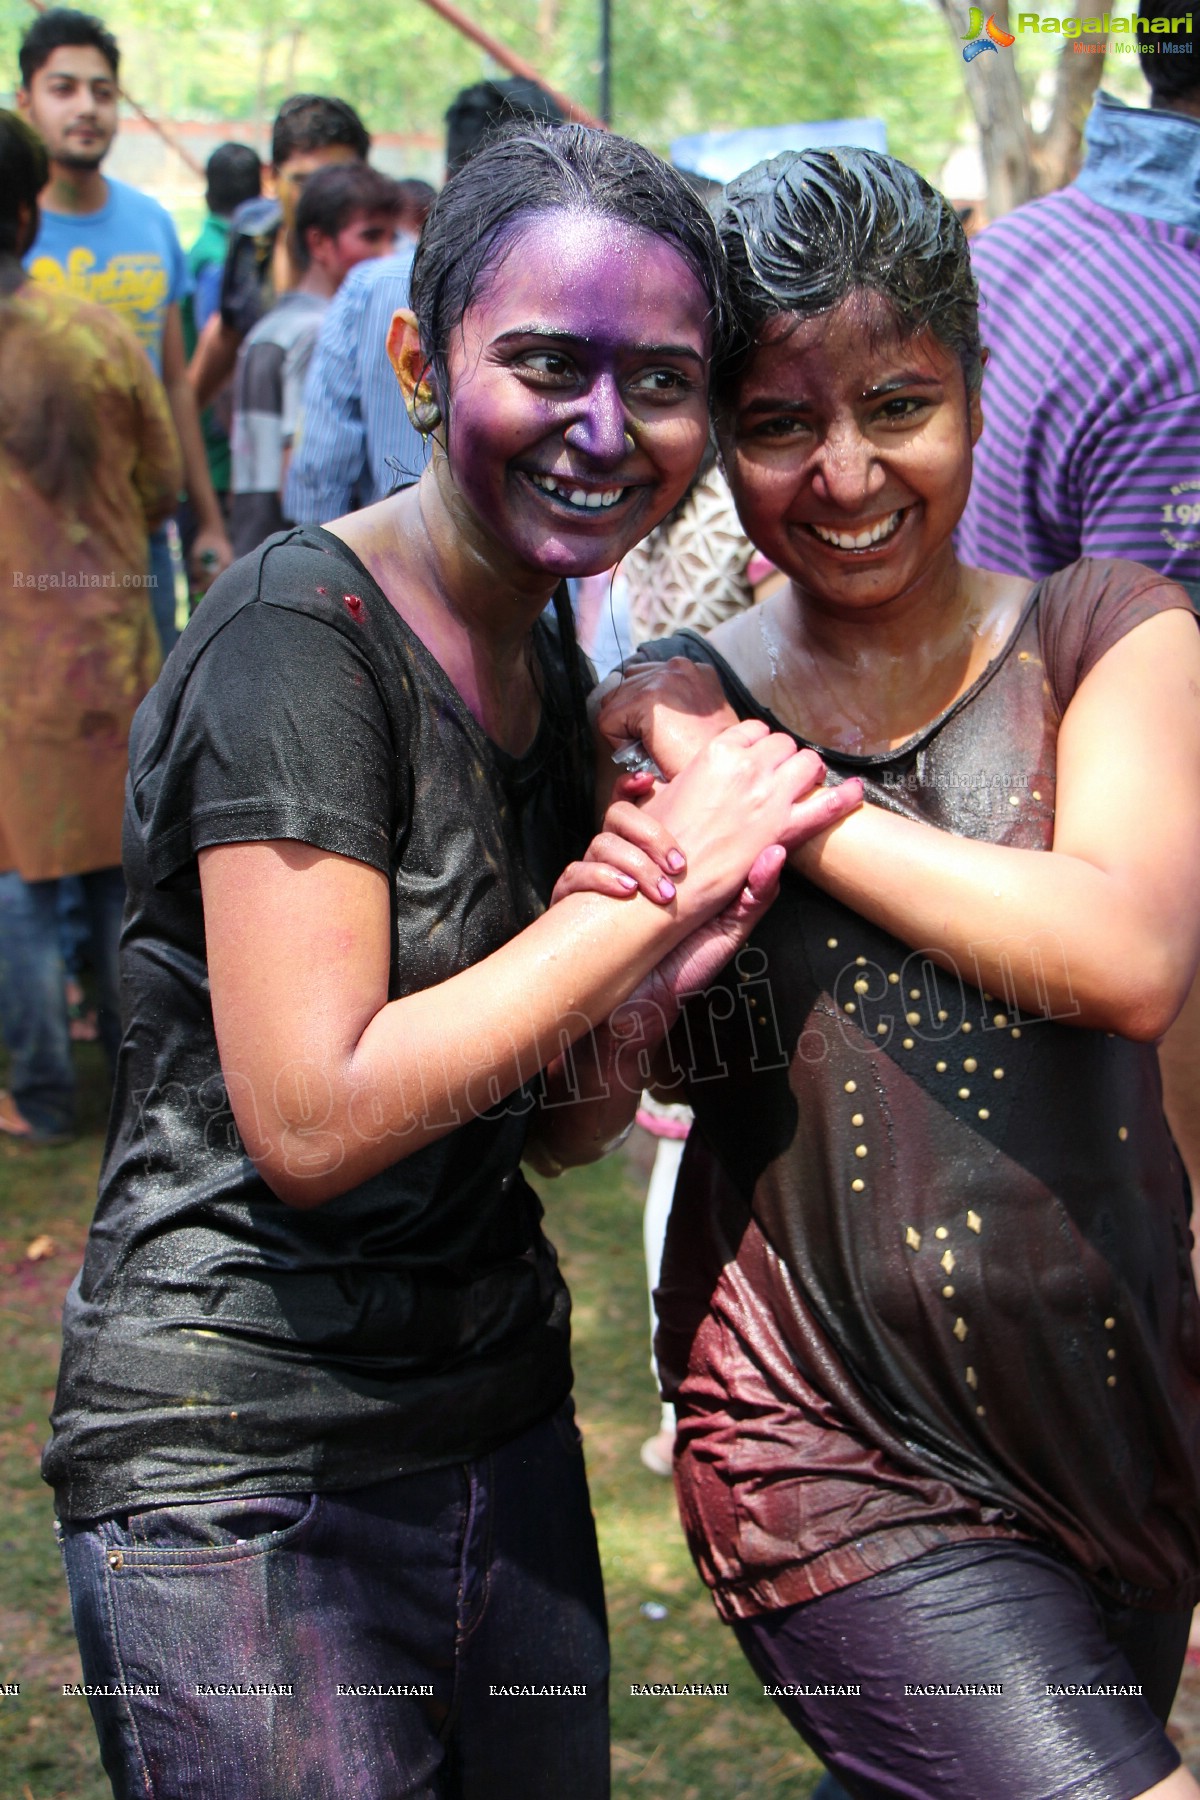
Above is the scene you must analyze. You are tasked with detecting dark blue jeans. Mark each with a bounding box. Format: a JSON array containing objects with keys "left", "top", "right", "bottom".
[
  {"left": 59, "top": 1404, "right": 609, "bottom": 1799},
  {"left": 0, "top": 865, "right": 124, "bottom": 1135}
]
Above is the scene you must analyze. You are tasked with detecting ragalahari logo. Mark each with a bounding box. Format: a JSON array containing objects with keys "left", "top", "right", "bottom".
[{"left": 962, "top": 9, "right": 1017, "bottom": 56}]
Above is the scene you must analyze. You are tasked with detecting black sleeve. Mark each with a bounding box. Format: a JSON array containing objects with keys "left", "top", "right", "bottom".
[
  {"left": 134, "top": 594, "right": 400, "bottom": 888},
  {"left": 633, "top": 629, "right": 762, "bottom": 719},
  {"left": 219, "top": 226, "right": 269, "bottom": 338}
]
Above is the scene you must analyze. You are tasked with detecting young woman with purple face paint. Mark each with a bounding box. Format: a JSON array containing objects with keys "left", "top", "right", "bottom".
[
  {"left": 560, "top": 148, "right": 1200, "bottom": 1800},
  {"left": 42, "top": 126, "right": 863, "bottom": 1800}
]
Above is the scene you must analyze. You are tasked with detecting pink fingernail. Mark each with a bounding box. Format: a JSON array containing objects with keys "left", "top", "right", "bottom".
[
  {"left": 658, "top": 878, "right": 676, "bottom": 901},
  {"left": 619, "top": 874, "right": 637, "bottom": 891},
  {"left": 666, "top": 850, "right": 685, "bottom": 873}
]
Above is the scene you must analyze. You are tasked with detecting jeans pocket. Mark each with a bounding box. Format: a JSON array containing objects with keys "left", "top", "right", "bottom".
[{"left": 103, "top": 1492, "right": 320, "bottom": 1567}]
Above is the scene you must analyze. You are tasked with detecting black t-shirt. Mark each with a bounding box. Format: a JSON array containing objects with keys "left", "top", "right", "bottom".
[{"left": 44, "top": 527, "right": 593, "bottom": 1520}]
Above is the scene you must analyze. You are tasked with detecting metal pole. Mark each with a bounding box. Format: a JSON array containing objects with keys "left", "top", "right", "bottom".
[
  {"left": 412, "top": 0, "right": 605, "bottom": 128},
  {"left": 598, "top": 0, "right": 612, "bottom": 126}
]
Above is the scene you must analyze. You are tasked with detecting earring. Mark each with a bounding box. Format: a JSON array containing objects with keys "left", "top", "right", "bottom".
[{"left": 410, "top": 385, "right": 442, "bottom": 435}]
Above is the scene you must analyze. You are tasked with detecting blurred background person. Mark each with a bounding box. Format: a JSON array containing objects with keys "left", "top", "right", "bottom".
[
  {"left": 188, "top": 92, "right": 370, "bottom": 411},
  {"left": 0, "top": 111, "right": 179, "bottom": 1144},
  {"left": 228, "top": 162, "right": 399, "bottom": 559},
  {"left": 394, "top": 175, "right": 436, "bottom": 244},
  {"left": 17, "top": 6, "right": 232, "bottom": 651},
  {"left": 180, "top": 142, "right": 262, "bottom": 561}
]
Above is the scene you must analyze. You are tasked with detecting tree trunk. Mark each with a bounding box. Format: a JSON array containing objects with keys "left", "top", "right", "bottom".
[
  {"left": 1031, "top": 34, "right": 1108, "bottom": 192},
  {"left": 935, "top": 0, "right": 1033, "bottom": 215},
  {"left": 933, "top": 0, "right": 1106, "bottom": 217}
]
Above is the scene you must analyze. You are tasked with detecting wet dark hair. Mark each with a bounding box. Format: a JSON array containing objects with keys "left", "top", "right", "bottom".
[
  {"left": 411, "top": 122, "right": 729, "bottom": 849},
  {"left": 1138, "top": 4, "right": 1199, "bottom": 102},
  {"left": 206, "top": 142, "right": 262, "bottom": 217},
  {"left": 19, "top": 6, "right": 118, "bottom": 84},
  {"left": 444, "top": 78, "right": 564, "bottom": 179},
  {"left": 0, "top": 109, "right": 48, "bottom": 255},
  {"left": 713, "top": 147, "right": 982, "bottom": 406},
  {"left": 292, "top": 163, "right": 399, "bottom": 271},
  {"left": 271, "top": 94, "right": 369, "bottom": 170}
]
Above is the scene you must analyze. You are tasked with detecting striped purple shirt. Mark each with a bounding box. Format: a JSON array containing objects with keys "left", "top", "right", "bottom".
[{"left": 958, "top": 99, "right": 1200, "bottom": 601}]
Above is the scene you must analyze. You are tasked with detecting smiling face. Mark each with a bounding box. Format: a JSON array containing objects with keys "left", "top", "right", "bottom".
[
  {"left": 19, "top": 44, "right": 118, "bottom": 171},
  {"left": 718, "top": 290, "right": 982, "bottom": 616},
  {"left": 437, "top": 210, "right": 713, "bottom": 582}
]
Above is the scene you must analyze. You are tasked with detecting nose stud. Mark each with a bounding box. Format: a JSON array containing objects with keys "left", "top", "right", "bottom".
[{"left": 623, "top": 429, "right": 635, "bottom": 453}]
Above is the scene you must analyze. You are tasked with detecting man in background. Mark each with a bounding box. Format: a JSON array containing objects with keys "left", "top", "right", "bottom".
[
  {"left": 17, "top": 6, "right": 232, "bottom": 651},
  {"left": 394, "top": 176, "right": 435, "bottom": 244},
  {"left": 229, "top": 162, "right": 399, "bottom": 557},
  {"left": 959, "top": 8, "right": 1200, "bottom": 599},
  {"left": 188, "top": 93, "right": 370, "bottom": 411}
]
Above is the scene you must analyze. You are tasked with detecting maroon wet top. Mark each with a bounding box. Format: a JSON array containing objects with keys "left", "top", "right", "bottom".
[{"left": 638, "top": 560, "right": 1200, "bottom": 1621}]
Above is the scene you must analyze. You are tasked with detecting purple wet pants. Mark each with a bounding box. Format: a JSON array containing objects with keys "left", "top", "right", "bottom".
[{"left": 735, "top": 1539, "right": 1187, "bottom": 1800}]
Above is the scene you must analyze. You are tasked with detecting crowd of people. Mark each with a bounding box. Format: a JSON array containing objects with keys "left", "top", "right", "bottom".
[{"left": 2, "top": 5, "right": 1200, "bottom": 1798}]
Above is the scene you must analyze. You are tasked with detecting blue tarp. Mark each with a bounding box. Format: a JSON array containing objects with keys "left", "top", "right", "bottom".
[{"left": 670, "top": 118, "right": 888, "bottom": 184}]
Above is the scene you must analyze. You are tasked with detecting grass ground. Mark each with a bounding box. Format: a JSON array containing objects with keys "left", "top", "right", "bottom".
[{"left": 0, "top": 1044, "right": 821, "bottom": 1799}]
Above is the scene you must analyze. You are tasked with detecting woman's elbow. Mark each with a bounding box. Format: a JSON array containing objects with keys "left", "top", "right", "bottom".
[
  {"left": 1088, "top": 948, "right": 1194, "bottom": 1043},
  {"left": 256, "top": 1159, "right": 345, "bottom": 1209},
  {"left": 247, "top": 1125, "right": 370, "bottom": 1207}
]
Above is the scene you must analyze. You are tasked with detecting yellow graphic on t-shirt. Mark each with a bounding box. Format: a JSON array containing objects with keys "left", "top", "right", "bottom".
[{"left": 28, "top": 248, "right": 169, "bottom": 355}]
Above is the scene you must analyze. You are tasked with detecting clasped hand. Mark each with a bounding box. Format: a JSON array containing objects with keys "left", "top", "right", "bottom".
[{"left": 553, "top": 664, "right": 863, "bottom": 1009}]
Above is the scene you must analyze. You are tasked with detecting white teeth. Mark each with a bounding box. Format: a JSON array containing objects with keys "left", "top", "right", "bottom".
[
  {"left": 811, "top": 511, "right": 901, "bottom": 549},
  {"left": 530, "top": 474, "right": 626, "bottom": 510}
]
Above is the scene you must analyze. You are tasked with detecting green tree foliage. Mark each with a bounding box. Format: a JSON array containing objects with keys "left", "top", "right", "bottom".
[{"left": 3, "top": 0, "right": 965, "bottom": 179}]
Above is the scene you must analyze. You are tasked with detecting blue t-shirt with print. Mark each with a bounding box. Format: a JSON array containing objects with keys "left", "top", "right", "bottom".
[{"left": 24, "top": 176, "right": 190, "bottom": 376}]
